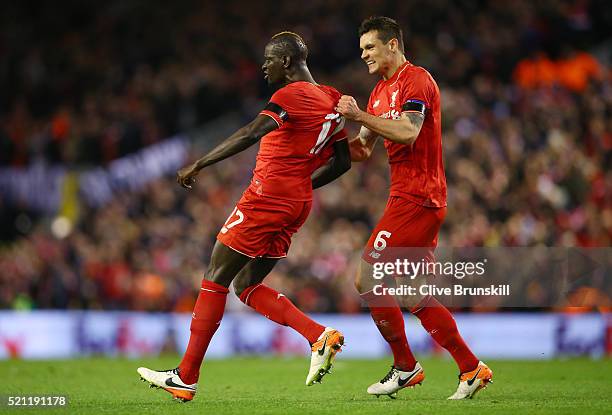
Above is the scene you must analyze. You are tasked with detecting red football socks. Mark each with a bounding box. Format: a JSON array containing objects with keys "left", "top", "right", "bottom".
[
  {"left": 412, "top": 296, "right": 479, "bottom": 373},
  {"left": 178, "top": 279, "right": 229, "bottom": 384},
  {"left": 239, "top": 284, "right": 325, "bottom": 344},
  {"left": 360, "top": 289, "right": 417, "bottom": 371}
]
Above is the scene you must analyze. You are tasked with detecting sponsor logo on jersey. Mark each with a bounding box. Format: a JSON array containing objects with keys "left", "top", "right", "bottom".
[{"left": 380, "top": 109, "right": 402, "bottom": 120}]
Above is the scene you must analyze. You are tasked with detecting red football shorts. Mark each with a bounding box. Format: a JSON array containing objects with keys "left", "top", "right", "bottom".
[
  {"left": 362, "top": 196, "right": 446, "bottom": 264},
  {"left": 216, "top": 189, "right": 312, "bottom": 258}
]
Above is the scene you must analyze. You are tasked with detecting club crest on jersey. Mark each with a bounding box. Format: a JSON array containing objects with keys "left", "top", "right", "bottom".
[
  {"left": 390, "top": 90, "right": 399, "bottom": 108},
  {"left": 369, "top": 250, "right": 381, "bottom": 259}
]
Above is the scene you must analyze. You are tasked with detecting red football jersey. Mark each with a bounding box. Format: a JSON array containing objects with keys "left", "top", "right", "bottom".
[
  {"left": 252, "top": 81, "right": 346, "bottom": 201},
  {"left": 367, "top": 61, "right": 447, "bottom": 207}
]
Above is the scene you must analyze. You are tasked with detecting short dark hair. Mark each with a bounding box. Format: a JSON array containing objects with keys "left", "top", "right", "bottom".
[
  {"left": 268, "top": 31, "right": 308, "bottom": 63},
  {"left": 358, "top": 16, "right": 404, "bottom": 52}
]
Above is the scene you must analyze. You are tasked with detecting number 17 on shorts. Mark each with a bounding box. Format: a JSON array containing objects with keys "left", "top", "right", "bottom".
[{"left": 220, "top": 207, "right": 244, "bottom": 234}]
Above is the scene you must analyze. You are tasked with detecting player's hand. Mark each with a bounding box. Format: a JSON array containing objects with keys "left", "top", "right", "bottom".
[
  {"left": 177, "top": 164, "right": 199, "bottom": 189},
  {"left": 335, "top": 95, "right": 362, "bottom": 120}
]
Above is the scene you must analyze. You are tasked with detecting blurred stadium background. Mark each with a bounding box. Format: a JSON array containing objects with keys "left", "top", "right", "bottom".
[{"left": 0, "top": 0, "right": 610, "bottom": 361}]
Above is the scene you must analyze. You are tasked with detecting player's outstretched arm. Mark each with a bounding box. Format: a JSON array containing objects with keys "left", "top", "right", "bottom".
[
  {"left": 176, "top": 115, "right": 278, "bottom": 189},
  {"left": 336, "top": 95, "right": 424, "bottom": 145},
  {"left": 312, "top": 138, "right": 351, "bottom": 189},
  {"left": 349, "top": 126, "right": 379, "bottom": 162}
]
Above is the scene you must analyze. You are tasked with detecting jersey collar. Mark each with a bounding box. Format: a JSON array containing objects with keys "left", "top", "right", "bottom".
[{"left": 384, "top": 61, "right": 411, "bottom": 85}]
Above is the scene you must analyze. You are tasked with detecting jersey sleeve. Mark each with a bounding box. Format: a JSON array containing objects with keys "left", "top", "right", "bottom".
[
  {"left": 259, "top": 87, "right": 293, "bottom": 127},
  {"left": 398, "top": 69, "right": 433, "bottom": 116}
]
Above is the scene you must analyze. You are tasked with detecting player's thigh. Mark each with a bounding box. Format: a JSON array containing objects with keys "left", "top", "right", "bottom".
[
  {"left": 204, "top": 240, "right": 253, "bottom": 287},
  {"left": 233, "top": 257, "right": 279, "bottom": 296}
]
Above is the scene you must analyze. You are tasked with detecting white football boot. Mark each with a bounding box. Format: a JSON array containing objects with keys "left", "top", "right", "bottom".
[
  {"left": 367, "top": 362, "right": 425, "bottom": 399},
  {"left": 137, "top": 367, "right": 197, "bottom": 402},
  {"left": 447, "top": 361, "right": 493, "bottom": 400},
  {"left": 306, "top": 327, "right": 344, "bottom": 386}
]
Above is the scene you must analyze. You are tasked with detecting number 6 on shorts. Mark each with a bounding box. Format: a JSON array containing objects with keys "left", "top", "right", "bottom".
[{"left": 373, "top": 230, "right": 392, "bottom": 251}]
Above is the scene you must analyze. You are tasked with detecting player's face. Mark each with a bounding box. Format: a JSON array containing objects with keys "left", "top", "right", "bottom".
[
  {"left": 262, "top": 45, "right": 285, "bottom": 85},
  {"left": 360, "top": 30, "right": 394, "bottom": 75}
]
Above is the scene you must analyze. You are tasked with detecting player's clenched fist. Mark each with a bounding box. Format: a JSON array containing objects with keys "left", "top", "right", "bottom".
[
  {"left": 177, "top": 164, "right": 199, "bottom": 189},
  {"left": 335, "top": 95, "right": 362, "bottom": 120}
]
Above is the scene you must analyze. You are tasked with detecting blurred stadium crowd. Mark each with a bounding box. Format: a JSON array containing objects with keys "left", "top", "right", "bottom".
[{"left": 1, "top": 1, "right": 610, "bottom": 311}]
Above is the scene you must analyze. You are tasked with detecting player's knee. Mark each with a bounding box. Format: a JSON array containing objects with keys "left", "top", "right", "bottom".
[
  {"left": 397, "top": 293, "right": 421, "bottom": 310},
  {"left": 203, "top": 259, "right": 237, "bottom": 288},
  {"left": 354, "top": 260, "right": 375, "bottom": 294},
  {"left": 233, "top": 285, "right": 244, "bottom": 298},
  {"left": 233, "top": 276, "right": 249, "bottom": 298},
  {"left": 354, "top": 276, "right": 363, "bottom": 293},
  {"left": 235, "top": 282, "right": 259, "bottom": 305},
  {"left": 203, "top": 268, "right": 221, "bottom": 284}
]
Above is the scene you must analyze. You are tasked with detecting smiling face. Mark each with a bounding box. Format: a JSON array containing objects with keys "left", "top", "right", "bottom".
[
  {"left": 262, "top": 44, "right": 287, "bottom": 85},
  {"left": 359, "top": 30, "right": 397, "bottom": 77}
]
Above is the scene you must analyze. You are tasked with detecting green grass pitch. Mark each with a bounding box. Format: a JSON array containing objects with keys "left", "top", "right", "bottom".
[{"left": 2, "top": 356, "right": 611, "bottom": 414}]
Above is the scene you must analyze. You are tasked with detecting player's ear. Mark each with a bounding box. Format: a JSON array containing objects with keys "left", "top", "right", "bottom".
[
  {"left": 389, "top": 38, "right": 399, "bottom": 53},
  {"left": 282, "top": 55, "right": 291, "bottom": 69}
]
